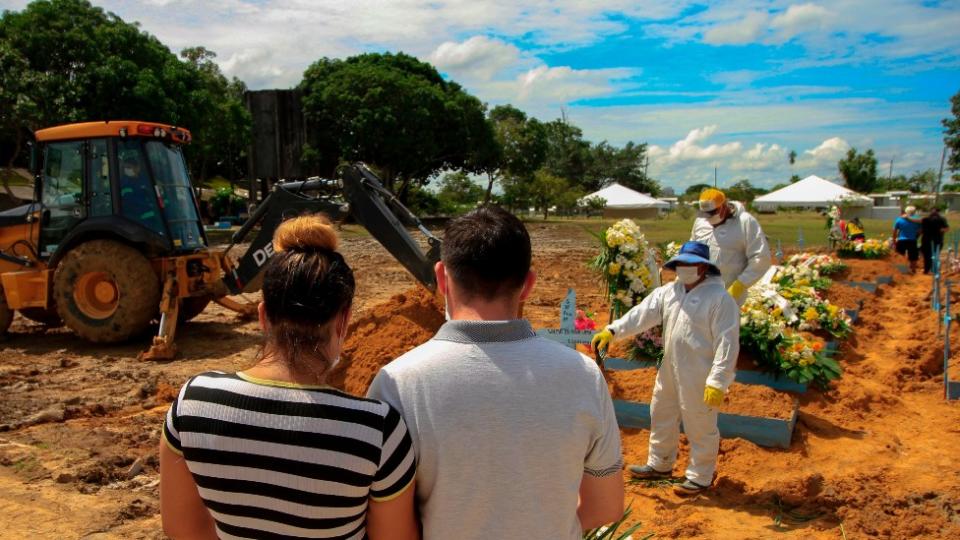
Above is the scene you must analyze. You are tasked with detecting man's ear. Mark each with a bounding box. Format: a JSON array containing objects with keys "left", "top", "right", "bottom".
[
  {"left": 519, "top": 270, "right": 537, "bottom": 302},
  {"left": 435, "top": 261, "right": 447, "bottom": 295},
  {"left": 258, "top": 302, "right": 268, "bottom": 332}
]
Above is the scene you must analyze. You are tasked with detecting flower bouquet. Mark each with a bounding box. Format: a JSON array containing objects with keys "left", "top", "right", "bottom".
[
  {"left": 785, "top": 252, "right": 847, "bottom": 276},
  {"left": 837, "top": 237, "right": 891, "bottom": 259},
  {"left": 591, "top": 219, "right": 661, "bottom": 362},
  {"left": 590, "top": 219, "right": 657, "bottom": 319},
  {"left": 575, "top": 310, "right": 598, "bottom": 331},
  {"left": 740, "top": 285, "right": 842, "bottom": 388}
]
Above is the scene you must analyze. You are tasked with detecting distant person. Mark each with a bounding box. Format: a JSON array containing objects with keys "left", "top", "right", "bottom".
[
  {"left": 160, "top": 215, "right": 418, "bottom": 540},
  {"left": 592, "top": 241, "right": 739, "bottom": 496},
  {"left": 690, "top": 188, "right": 771, "bottom": 305},
  {"left": 921, "top": 207, "right": 950, "bottom": 275},
  {"left": 893, "top": 206, "right": 922, "bottom": 273},
  {"left": 119, "top": 155, "right": 163, "bottom": 230},
  {"left": 847, "top": 217, "right": 866, "bottom": 242},
  {"left": 368, "top": 207, "right": 624, "bottom": 539}
]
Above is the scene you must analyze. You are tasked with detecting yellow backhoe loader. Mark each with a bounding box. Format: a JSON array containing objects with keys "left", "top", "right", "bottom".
[{"left": 0, "top": 121, "right": 439, "bottom": 359}]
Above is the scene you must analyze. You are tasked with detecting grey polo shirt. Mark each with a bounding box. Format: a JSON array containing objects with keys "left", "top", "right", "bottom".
[{"left": 367, "top": 319, "right": 623, "bottom": 540}]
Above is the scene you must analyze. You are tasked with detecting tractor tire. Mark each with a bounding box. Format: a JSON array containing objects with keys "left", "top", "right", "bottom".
[
  {"left": 53, "top": 240, "right": 161, "bottom": 343},
  {"left": 0, "top": 288, "right": 12, "bottom": 335},
  {"left": 19, "top": 307, "right": 64, "bottom": 327},
  {"left": 178, "top": 296, "right": 211, "bottom": 323}
]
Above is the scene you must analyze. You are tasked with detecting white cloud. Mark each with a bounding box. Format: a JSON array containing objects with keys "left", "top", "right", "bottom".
[
  {"left": 703, "top": 12, "right": 769, "bottom": 45},
  {"left": 648, "top": 125, "right": 743, "bottom": 163},
  {"left": 769, "top": 3, "right": 831, "bottom": 41},
  {"left": 428, "top": 36, "right": 522, "bottom": 81},
  {"left": 799, "top": 136, "right": 851, "bottom": 166},
  {"left": 425, "top": 36, "right": 638, "bottom": 106}
]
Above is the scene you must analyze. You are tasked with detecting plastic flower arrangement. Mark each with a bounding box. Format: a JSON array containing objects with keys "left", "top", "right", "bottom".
[
  {"left": 785, "top": 253, "right": 847, "bottom": 276},
  {"left": 740, "top": 285, "right": 843, "bottom": 388},
  {"left": 575, "top": 309, "right": 598, "bottom": 331},
  {"left": 773, "top": 264, "right": 831, "bottom": 291},
  {"left": 591, "top": 219, "right": 657, "bottom": 319},
  {"left": 837, "top": 237, "right": 891, "bottom": 259},
  {"left": 662, "top": 241, "right": 681, "bottom": 262}
]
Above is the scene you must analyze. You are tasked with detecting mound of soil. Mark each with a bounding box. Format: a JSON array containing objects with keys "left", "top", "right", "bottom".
[
  {"left": 605, "top": 368, "right": 796, "bottom": 420},
  {"left": 836, "top": 256, "right": 899, "bottom": 282},
  {"left": 327, "top": 287, "right": 444, "bottom": 395},
  {"left": 822, "top": 281, "right": 873, "bottom": 309}
]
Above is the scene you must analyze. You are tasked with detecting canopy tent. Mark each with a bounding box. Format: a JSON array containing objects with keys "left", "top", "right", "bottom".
[
  {"left": 580, "top": 183, "right": 669, "bottom": 219},
  {"left": 753, "top": 175, "right": 872, "bottom": 214}
]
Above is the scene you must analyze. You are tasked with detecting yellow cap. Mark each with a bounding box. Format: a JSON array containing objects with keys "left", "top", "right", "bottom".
[{"left": 699, "top": 188, "right": 726, "bottom": 212}]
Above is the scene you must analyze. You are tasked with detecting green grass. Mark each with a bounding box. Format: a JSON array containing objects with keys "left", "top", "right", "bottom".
[{"left": 524, "top": 212, "right": 894, "bottom": 249}]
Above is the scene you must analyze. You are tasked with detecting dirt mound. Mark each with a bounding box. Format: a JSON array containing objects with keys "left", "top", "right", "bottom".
[
  {"left": 606, "top": 368, "right": 796, "bottom": 420},
  {"left": 822, "top": 282, "right": 872, "bottom": 309},
  {"left": 328, "top": 287, "right": 444, "bottom": 395},
  {"left": 837, "top": 256, "right": 899, "bottom": 282}
]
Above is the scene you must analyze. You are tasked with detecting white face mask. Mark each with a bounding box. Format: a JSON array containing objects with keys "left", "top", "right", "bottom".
[
  {"left": 328, "top": 316, "right": 348, "bottom": 369},
  {"left": 123, "top": 167, "right": 136, "bottom": 177},
  {"left": 676, "top": 266, "right": 701, "bottom": 285}
]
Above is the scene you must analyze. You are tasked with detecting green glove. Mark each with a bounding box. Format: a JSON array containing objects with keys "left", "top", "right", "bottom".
[
  {"left": 727, "top": 279, "right": 745, "bottom": 299},
  {"left": 591, "top": 328, "right": 614, "bottom": 354},
  {"left": 704, "top": 385, "right": 724, "bottom": 407}
]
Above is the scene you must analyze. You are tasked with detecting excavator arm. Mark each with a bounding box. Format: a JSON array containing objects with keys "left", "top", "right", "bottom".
[{"left": 222, "top": 163, "right": 440, "bottom": 295}]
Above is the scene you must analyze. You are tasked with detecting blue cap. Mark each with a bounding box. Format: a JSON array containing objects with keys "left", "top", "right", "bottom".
[{"left": 664, "top": 241, "right": 720, "bottom": 274}]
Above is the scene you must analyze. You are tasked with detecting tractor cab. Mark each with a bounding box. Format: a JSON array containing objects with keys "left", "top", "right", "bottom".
[{"left": 31, "top": 121, "right": 205, "bottom": 259}]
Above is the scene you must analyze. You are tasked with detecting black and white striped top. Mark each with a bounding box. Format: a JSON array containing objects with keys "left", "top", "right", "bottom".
[{"left": 163, "top": 371, "right": 416, "bottom": 540}]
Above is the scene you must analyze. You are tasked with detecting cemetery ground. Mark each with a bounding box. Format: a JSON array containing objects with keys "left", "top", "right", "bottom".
[{"left": 0, "top": 218, "right": 958, "bottom": 539}]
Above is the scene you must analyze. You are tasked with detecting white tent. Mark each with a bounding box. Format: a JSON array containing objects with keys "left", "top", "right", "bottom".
[
  {"left": 580, "top": 183, "right": 669, "bottom": 219},
  {"left": 753, "top": 175, "right": 872, "bottom": 213}
]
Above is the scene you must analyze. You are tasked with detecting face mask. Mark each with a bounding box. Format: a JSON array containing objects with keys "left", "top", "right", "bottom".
[
  {"left": 328, "top": 316, "right": 348, "bottom": 369},
  {"left": 708, "top": 213, "right": 724, "bottom": 226},
  {"left": 123, "top": 167, "right": 135, "bottom": 177},
  {"left": 676, "top": 266, "right": 701, "bottom": 285}
]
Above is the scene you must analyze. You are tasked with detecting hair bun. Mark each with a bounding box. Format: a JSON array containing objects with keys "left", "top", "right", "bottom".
[{"left": 273, "top": 214, "right": 338, "bottom": 252}]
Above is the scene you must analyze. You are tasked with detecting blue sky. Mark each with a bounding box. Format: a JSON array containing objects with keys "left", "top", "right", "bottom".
[{"left": 3, "top": 0, "right": 958, "bottom": 191}]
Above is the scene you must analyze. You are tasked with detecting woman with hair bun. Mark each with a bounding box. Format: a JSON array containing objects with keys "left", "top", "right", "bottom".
[{"left": 160, "top": 214, "right": 419, "bottom": 540}]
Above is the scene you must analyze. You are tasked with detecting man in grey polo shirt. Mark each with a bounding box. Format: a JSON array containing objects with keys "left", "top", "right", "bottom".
[{"left": 367, "top": 206, "right": 624, "bottom": 539}]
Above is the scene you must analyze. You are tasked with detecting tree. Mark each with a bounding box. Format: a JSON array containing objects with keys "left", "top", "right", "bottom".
[
  {"left": 529, "top": 169, "right": 570, "bottom": 220},
  {"left": 789, "top": 174, "right": 801, "bottom": 183},
  {"left": 788, "top": 150, "right": 797, "bottom": 165},
  {"left": 542, "top": 119, "right": 592, "bottom": 189},
  {"left": 436, "top": 171, "right": 484, "bottom": 211},
  {"left": 838, "top": 148, "right": 878, "bottom": 193},
  {"left": 299, "top": 52, "right": 495, "bottom": 200},
  {"left": 179, "top": 47, "right": 251, "bottom": 184},
  {"left": 725, "top": 179, "right": 765, "bottom": 203},
  {"left": 479, "top": 105, "right": 547, "bottom": 204},
  {"left": 0, "top": 40, "right": 38, "bottom": 196},
  {"left": 586, "top": 141, "right": 659, "bottom": 195},
  {"left": 944, "top": 89, "right": 960, "bottom": 172},
  {"left": 0, "top": 0, "right": 251, "bottom": 187}
]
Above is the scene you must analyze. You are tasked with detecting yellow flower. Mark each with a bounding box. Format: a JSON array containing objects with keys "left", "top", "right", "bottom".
[
  {"left": 827, "top": 304, "right": 839, "bottom": 316},
  {"left": 804, "top": 307, "right": 819, "bottom": 321},
  {"left": 608, "top": 263, "right": 621, "bottom": 275}
]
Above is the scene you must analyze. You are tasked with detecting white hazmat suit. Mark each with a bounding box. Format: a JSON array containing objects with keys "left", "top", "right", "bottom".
[
  {"left": 691, "top": 201, "right": 771, "bottom": 304},
  {"left": 608, "top": 274, "right": 739, "bottom": 485}
]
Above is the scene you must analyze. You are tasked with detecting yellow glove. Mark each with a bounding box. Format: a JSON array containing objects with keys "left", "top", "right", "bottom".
[
  {"left": 591, "top": 328, "right": 614, "bottom": 353},
  {"left": 727, "top": 279, "right": 745, "bottom": 299},
  {"left": 704, "top": 385, "right": 724, "bottom": 407}
]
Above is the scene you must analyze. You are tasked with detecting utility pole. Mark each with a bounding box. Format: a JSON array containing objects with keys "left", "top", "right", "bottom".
[
  {"left": 714, "top": 166, "right": 717, "bottom": 188},
  {"left": 935, "top": 146, "right": 947, "bottom": 207},
  {"left": 888, "top": 158, "right": 894, "bottom": 181}
]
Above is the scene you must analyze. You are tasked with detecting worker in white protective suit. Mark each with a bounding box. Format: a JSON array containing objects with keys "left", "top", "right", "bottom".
[
  {"left": 591, "top": 241, "right": 739, "bottom": 496},
  {"left": 691, "top": 188, "right": 771, "bottom": 305}
]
